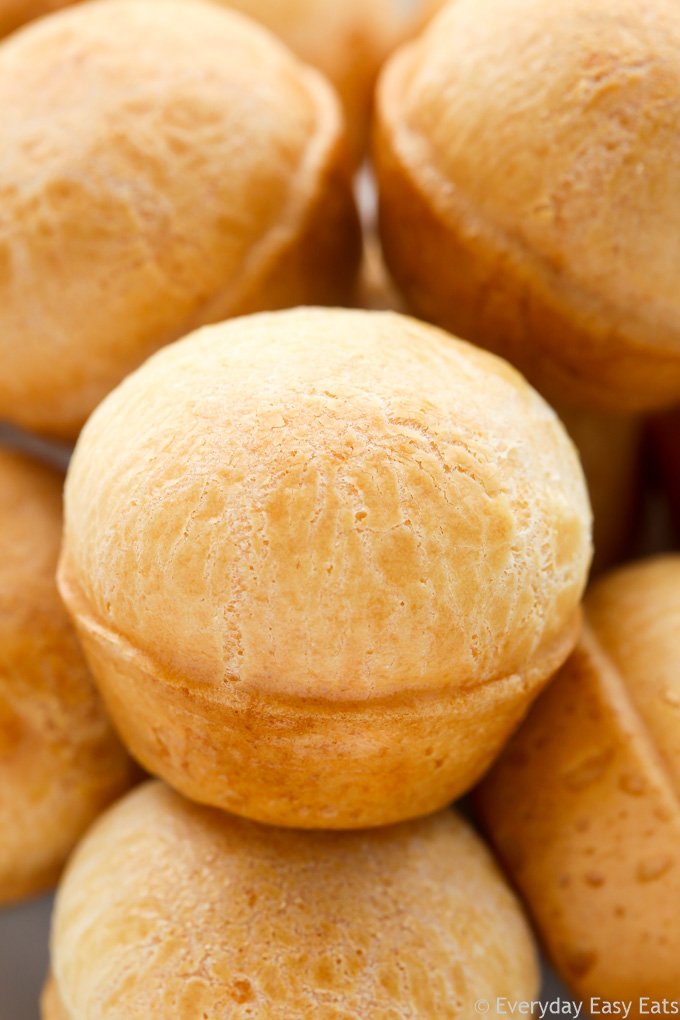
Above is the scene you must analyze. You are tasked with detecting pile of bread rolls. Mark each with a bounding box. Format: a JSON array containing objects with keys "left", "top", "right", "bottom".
[{"left": 0, "top": 0, "right": 678, "bottom": 1016}]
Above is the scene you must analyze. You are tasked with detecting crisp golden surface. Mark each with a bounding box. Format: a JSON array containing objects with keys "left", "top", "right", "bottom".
[
  {"left": 375, "top": 0, "right": 680, "bottom": 412},
  {"left": 59, "top": 307, "right": 591, "bottom": 827},
  {"left": 45, "top": 781, "right": 539, "bottom": 1019},
  {"left": 0, "top": 449, "right": 134, "bottom": 906},
  {"left": 477, "top": 556, "right": 680, "bottom": 1007},
  {"left": 0, "top": 0, "right": 360, "bottom": 438}
]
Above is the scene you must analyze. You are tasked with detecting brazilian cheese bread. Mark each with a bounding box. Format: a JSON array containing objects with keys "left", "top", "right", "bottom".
[
  {"left": 43, "top": 780, "right": 539, "bottom": 1019},
  {"left": 59, "top": 307, "right": 591, "bottom": 828},
  {"left": 374, "top": 0, "right": 680, "bottom": 413},
  {"left": 0, "top": 0, "right": 360, "bottom": 439}
]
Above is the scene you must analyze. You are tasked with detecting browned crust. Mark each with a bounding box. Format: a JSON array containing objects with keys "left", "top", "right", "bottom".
[
  {"left": 0, "top": 0, "right": 80, "bottom": 39},
  {"left": 374, "top": 46, "right": 680, "bottom": 414},
  {"left": 59, "top": 549, "right": 581, "bottom": 828},
  {"left": 476, "top": 623, "right": 680, "bottom": 1005}
]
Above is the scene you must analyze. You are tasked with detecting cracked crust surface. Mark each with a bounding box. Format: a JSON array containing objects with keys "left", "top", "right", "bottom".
[
  {"left": 476, "top": 556, "right": 680, "bottom": 1006},
  {"left": 0, "top": 0, "right": 411, "bottom": 165},
  {"left": 59, "top": 307, "right": 591, "bottom": 826},
  {"left": 0, "top": 449, "right": 135, "bottom": 906},
  {"left": 0, "top": 0, "right": 360, "bottom": 439},
  {"left": 374, "top": 0, "right": 680, "bottom": 412},
  {"left": 45, "top": 781, "right": 539, "bottom": 1019},
  {"left": 351, "top": 239, "right": 642, "bottom": 575}
]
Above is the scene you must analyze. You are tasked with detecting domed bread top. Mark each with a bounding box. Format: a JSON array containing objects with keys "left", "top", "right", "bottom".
[
  {"left": 45, "top": 781, "right": 539, "bottom": 1020},
  {"left": 0, "top": 448, "right": 134, "bottom": 906},
  {"left": 0, "top": 0, "right": 360, "bottom": 439},
  {"left": 58, "top": 307, "right": 591, "bottom": 827},
  {"left": 0, "top": 0, "right": 406, "bottom": 165},
  {"left": 61, "top": 307, "right": 591, "bottom": 702},
  {"left": 476, "top": 556, "right": 680, "bottom": 1005},
  {"left": 374, "top": 0, "right": 680, "bottom": 412}
]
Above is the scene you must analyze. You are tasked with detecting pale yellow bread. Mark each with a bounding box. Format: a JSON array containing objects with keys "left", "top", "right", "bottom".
[
  {"left": 59, "top": 307, "right": 592, "bottom": 828},
  {"left": 375, "top": 0, "right": 680, "bottom": 412},
  {"left": 0, "top": 448, "right": 135, "bottom": 906},
  {"left": 43, "top": 780, "right": 539, "bottom": 1019},
  {"left": 0, "top": 0, "right": 360, "bottom": 439},
  {"left": 0, "top": 0, "right": 429, "bottom": 166},
  {"left": 476, "top": 556, "right": 680, "bottom": 1007}
]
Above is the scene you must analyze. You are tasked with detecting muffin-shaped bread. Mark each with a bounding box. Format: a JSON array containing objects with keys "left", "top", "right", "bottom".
[
  {"left": 477, "top": 556, "right": 680, "bottom": 1007},
  {"left": 59, "top": 307, "right": 592, "bottom": 828},
  {"left": 42, "top": 780, "right": 539, "bottom": 1019},
  {"left": 375, "top": 0, "right": 680, "bottom": 412},
  {"left": 0, "top": 449, "right": 134, "bottom": 906},
  {"left": 0, "top": 0, "right": 360, "bottom": 440}
]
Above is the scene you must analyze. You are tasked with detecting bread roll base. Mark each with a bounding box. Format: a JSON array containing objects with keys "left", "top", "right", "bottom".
[{"left": 60, "top": 550, "right": 580, "bottom": 827}]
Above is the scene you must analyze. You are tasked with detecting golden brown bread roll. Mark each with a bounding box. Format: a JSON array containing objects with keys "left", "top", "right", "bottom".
[
  {"left": 58, "top": 306, "right": 592, "bottom": 828},
  {"left": 0, "top": 448, "right": 135, "bottom": 907},
  {"left": 0, "top": 0, "right": 360, "bottom": 440},
  {"left": 42, "top": 780, "right": 539, "bottom": 1019},
  {"left": 476, "top": 556, "right": 680, "bottom": 1008},
  {"left": 374, "top": 0, "right": 680, "bottom": 413}
]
